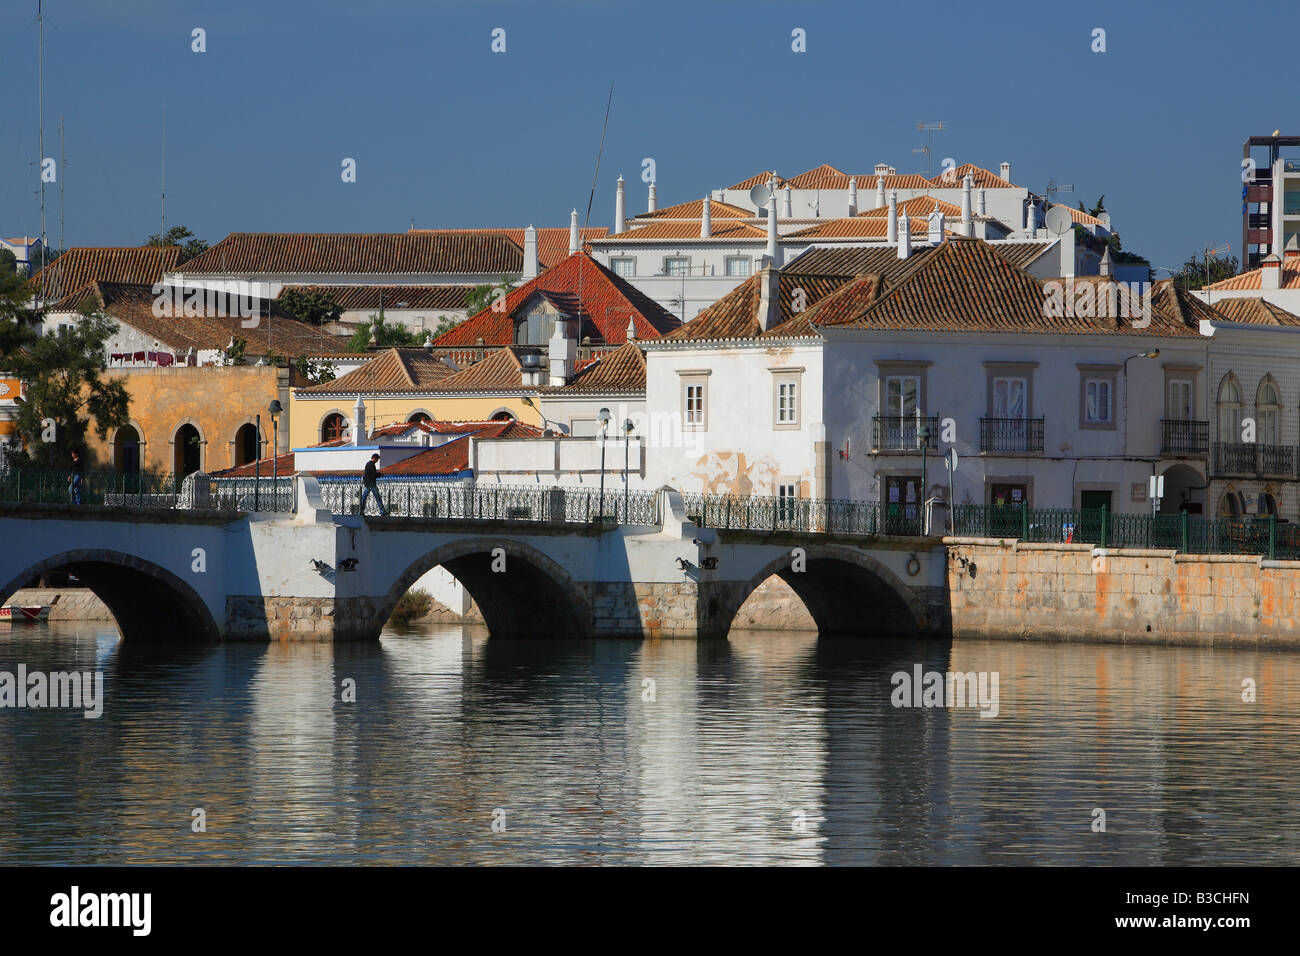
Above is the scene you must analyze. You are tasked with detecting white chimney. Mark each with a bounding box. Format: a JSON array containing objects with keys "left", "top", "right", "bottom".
[
  {"left": 887, "top": 191, "right": 899, "bottom": 243},
  {"left": 548, "top": 319, "right": 575, "bottom": 386},
  {"left": 1099, "top": 247, "right": 1112, "bottom": 277},
  {"left": 647, "top": 181, "right": 657, "bottom": 214},
  {"left": 976, "top": 188, "right": 987, "bottom": 217},
  {"left": 569, "top": 209, "right": 580, "bottom": 255},
  {"left": 523, "top": 224, "right": 539, "bottom": 279},
  {"left": 897, "top": 215, "right": 911, "bottom": 259},
  {"left": 614, "top": 175, "right": 626, "bottom": 235},
  {"left": 700, "top": 196, "right": 712, "bottom": 238},
  {"left": 960, "top": 173, "right": 973, "bottom": 238},
  {"left": 1262, "top": 253, "right": 1283, "bottom": 290},
  {"left": 626, "top": 316, "right": 638, "bottom": 341},
  {"left": 1000, "top": 162, "right": 1011, "bottom": 182},
  {"left": 766, "top": 177, "right": 780, "bottom": 264},
  {"left": 874, "top": 177, "right": 885, "bottom": 209},
  {"left": 757, "top": 267, "right": 782, "bottom": 331},
  {"left": 848, "top": 177, "right": 858, "bottom": 216},
  {"left": 352, "top": 395, "right": 367, "bottom": 446},
  {"left": 928, "top": 204, "right": 945, "bottom": 246},
  {"left": 1025, "top": 200, "right": 1036, "bottom": 235},
  {"left": 782, "top": 184, "right": 793, "bottom": 218}
]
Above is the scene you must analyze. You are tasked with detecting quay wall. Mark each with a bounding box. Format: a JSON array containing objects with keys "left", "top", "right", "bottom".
[{"left": 946, "top": 537, "right": 1300, "bottom": 647}]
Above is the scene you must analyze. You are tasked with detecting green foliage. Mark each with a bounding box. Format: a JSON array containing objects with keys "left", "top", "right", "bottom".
[
  {"left": 2, "top": 314, "right": 130, "bottom": 468},
  {"left": 1077, "top": 195, "right": 1106, "bottom": 217},
  {"left": 294, "top": 355, "right": 336, "bottom": 384},
  {"left": 465, "top": 275, "right": 516, "bottom": 317},
  {"left": 348, "top": 315, "right": 419, "bottom": 352},
  {"left": 224, "top": 337, "right": 248, "bottom": 365},
  {"left": 1171, "top": 251, "right": 1240, "bottom": 291},
  {"left": 389, "top": 588, "right": 434, "bottom": 625},
  {"left": 146, "top": 225, "right": 208, "bottom": 265},
  {"left": 277, "top": 288, "right": 342, "bottom": 326},
  {"left": 0, "top": 248, "right": 16, "bottom": 276}
]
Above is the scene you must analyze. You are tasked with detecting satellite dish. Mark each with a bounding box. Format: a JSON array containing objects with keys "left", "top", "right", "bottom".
[
  {"left": 1097, "top": 211, "right": 1112, "bottom": 227},
  {"left": 1044, "top": 206, "right": 1073, "bottom": 236},
  {"left": 749, "top": 183, "right": 772, "bottom": 209}
]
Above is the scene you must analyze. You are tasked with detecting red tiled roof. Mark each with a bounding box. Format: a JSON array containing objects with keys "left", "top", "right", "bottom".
[
  {"left": 407, "top": 227, "right": 608, "bottom": 269},
  {"left": 852, "top": 173, "right": 935, "bottom": 190},
  {"left": 548, "top": 341, "right": 645, "bottom": 393},
  {"left": 665, "top": 271, "right": 855, "bottom": 342},
  {"left": 634, "top": 198, "right": 753, "bottom": 220},
  {"left": 178, "top": 233, "right": 522, "bottom": 276},
  {"left": 784, "top": 217, "right": 934, "bottom": 240},
  {"left": 1206, "top": 251, "right": 1300, "bottom": 291},
  {"left": 1209, "top": 296, "right": 1300, "bottom": 326},
  {"left": 279, "top": 285, "right": 477, "bottom": 311},
  {"left": 764, "top": 274, "right": 884, "bottom": 337},
  {"left": 432, "top": 251, "right": 680, "bottom": 347},
  {"left": 927, "top": 164, "right": 1018, "bottom": 189},
  {"left": 602, "top": 220, "right": 768, "bottom": 241},
  {"left": 856, "top": 196, "right": 965, "bottom": 219},
  {"left": 298, "top": 347, "right": 456, "bottom": 394},
  {"left": 727, "top": 170, "right": 787, "bottom": 190},
  {"left": 54, "top": 281, "right": 349, "bottom": 355},
  {"left": 1051, "top": 203, "right": 1107, "bottom": 227},
  {"left": 31, "top": 246, "right": 180, "bottom": 300},
  {"left": 785, "top": 164, "right": 855, "bottom": 189}
]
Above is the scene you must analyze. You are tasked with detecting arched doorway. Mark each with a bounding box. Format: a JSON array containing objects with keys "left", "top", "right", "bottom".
[
  {"left": 173, "top": 423, "right": 202, "bottom": 477},
  {"left": 321, "top": 412, "right": 346, "bottom": 442},
  {"left": 114, "top": 424, "right": 141, "bottom": 473},
  {"left": 234, "top": 422, "right": 259, "bottom": 466},
  {"left": 1159, "top": 463, "right": 1206, "bottom": 515}
]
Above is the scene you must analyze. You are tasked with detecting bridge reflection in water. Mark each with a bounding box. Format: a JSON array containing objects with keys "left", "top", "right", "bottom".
[{"left": 1, "top": 621, "right": 1297, "bottom": 865}]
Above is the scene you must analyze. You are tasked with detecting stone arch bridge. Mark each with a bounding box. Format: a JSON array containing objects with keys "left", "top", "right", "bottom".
[{"left": 0, "top": 479, "right": 948, "bottom": 642}]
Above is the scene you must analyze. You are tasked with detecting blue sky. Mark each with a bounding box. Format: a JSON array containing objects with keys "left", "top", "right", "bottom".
[{"left": 1, "top": 0, "right": 1296, "bottom": 275}]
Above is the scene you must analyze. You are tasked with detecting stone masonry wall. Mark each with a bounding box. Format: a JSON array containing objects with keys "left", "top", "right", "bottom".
[{"left": 947, "top": 537, "right": 1300, "bottom": 647}]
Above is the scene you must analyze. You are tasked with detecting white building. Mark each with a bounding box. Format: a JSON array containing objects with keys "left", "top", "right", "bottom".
[{"left": 1, "top": 236, "right": 42, "bottom": 276}]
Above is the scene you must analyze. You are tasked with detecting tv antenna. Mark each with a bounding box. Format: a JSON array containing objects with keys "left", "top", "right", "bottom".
[
  {"left": 1045, "top": 179, "right": 1074, "bottom": 204},
  {"left": 914, "top": 121, "right": 946, "bottom": 177}
]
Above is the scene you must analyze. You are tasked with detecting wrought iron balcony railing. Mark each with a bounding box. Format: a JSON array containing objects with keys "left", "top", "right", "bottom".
[
  {"left": 1214, "top": 442, "right": 1260, "bottom": 476},
  {"left": 871, "top": 414, "right": 940, "bottom": 452},
  {"left": 979, "top": 417, "right": 1045, "bottom": 454},
  {"left": 1160, "top": 419, "right": 1209, "bottom": 456}
]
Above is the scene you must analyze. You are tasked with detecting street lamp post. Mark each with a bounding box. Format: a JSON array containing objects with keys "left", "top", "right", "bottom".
[
  {"left": 918, "top": 422, "right": 931, "bottom": 534},
  {"left": 269, "top": 399, "right": 283, "bottom": 509},
  {"left": 254, "top": 413, "right": 262, "bottom": 512},
  {"left": 1121, "top": 349, "right": 1161, "bottom": 456},
  {"left": 597, "top": 407, "right": 611, "bottom": 523},
  {"left": 623, "top": 418, "right": 634, "bottom": 520}
]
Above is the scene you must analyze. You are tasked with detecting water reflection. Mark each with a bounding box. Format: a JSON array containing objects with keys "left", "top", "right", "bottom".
[{"left": 0, "top": 621, "right": 1297, "bottom": 865}]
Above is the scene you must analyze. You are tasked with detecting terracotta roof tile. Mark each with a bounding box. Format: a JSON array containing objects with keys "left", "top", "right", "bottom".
[
  {"left": 179, "top": 233, "right": 522, "bottom": 276},
  {"left": 602, "top": 220, "right": 768, "bottom": 241},
  {"left": 549, "top": 341, "right": 645, "bottom": 393},
  {"left": 407, "top": 227, "right": 608, "bottom": 268},
  {"left": 1206, "top": 251, "right": 1300, "bottom": 291},
  {"left": 432, "top": 251, "right": 680, "bottom": 347},
  {"left": 1209, "top": 296, "right": 1300, "bottom": 326},
  {"left": 727, "top": 170, "right": 787, "bottom": 190},
  {"left": 763, "top": 274, "right": 883, "bottom": 337},
  {"left": 856, "top": 196, "right": 965, "bottom": 219},
  {"left": 784, "top": 217, "right": 934, "bottom": 240},
  {"left": 665, "top": 272, "right": 854, "bottom": 341},
  {"left": 634, "top": 198, "right": 752, "bottom": 220},
  {"left": 1054, "top": 204, "right": 1108, "bottom": 227},
  {"left": 279, "top": 285, "right": 477, "bottom": 311},
  {"left": 32, "top": 246, "right": 180, "bottom": 300},
  {"left": 298, "top": 347, "right": 456, "bottom": 394},
  {"left": 927, "top": 164, "right": 1018, "bottom": 189}
]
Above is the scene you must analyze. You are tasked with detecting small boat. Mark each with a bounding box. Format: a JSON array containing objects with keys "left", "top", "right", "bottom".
[{"left": 0, "top": 601, "right": 54, "bottom": 623}]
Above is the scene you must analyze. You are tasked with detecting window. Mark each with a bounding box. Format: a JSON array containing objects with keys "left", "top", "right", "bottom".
[
  {"left": 725, "top": 256, "right": 752, "bottom": 277},
  {"left": 515, "top": 311, "right": 557, "bottom": 345},
  {"left": 1084, "top": 379, "right": 1112, "bottom": 424},
  {"left": 678, "top": 369, "right": 711, "bottom": 429},
  {"left": 664, "top": 256, "right": 690, "bottom": 277},
  {"left": 1257, "top": 379, "right": 1281, "bottom": 445},
  {"left": 610, "top": 257, "right": 635, "bottom": 277},
  {"left": 1167, "top": 379, "right": 1193, "bottom": 420},
  {"left": 992, "top": 377, "right": 1027, "bottom": 418},
  {"left": 777, "top": 482, "right": 799, "bottom": 523},
  {"left": 1218, "top": 375, "right": 1242, "bottom": 442},
  {"left": 321, "top": 412, "right": 346, "bottom": 442},
  {"left": 885, "top": 375, "right": 920, "bottom": 417},
  {"left": 776, "top": 381, "right": 798, "bottom": 425}
]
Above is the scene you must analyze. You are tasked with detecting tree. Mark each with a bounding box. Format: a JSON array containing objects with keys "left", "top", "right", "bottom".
[
  {"left": 1170, "top": 250, "right": 1240, "bottom": 291},
  {"left": 146, "top": 225, "right": 208, "bottom": 265},
  {"left": 1078, "top": 195, "right": 1106, "bottom": 217},
  {"left": 277, "top": 288, "right": 342, "bottom": 326},
  {"left": 3, "top": 313, "right": 130, "bottom": 468},
  {"left": 347, "top": 315, "right": 419, "bottom": 352},
  {"left": 0, "top": 248, "right": 16, "bottom": 277},
  {"left": 223, "top": 337, "right": 248, "bottom": 366},
  {"left": 294, "top": 355, "right": 336, "bottom": 385},
  {"left": 465, "top": 275, "right": 516, "bottom": 316}
]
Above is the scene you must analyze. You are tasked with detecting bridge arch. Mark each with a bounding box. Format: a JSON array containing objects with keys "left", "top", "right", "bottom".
[
  {"left": 0, "top": 549, "right": 220, "bottom": 642},
  {"left": 721, "top": 543, "right": 928, "bottom": 639},
  {"left": 381, "top": 537, "right": 592, "bottom": 638}
]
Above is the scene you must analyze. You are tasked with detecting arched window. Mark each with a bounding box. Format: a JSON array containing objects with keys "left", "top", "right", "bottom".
[
  {"left": 1217, "top": 375, "right": 1242, "bottom": 443},
  {"left": 1259, "top": 492, "right": 1278, "bottom": 515},
  {"left": 490, "top": 410, "right": 516, "bottom": 422},
  {"left": 173, "top": 423, "right": 202, "bottom": 477},
  {"left": 321, "top": 413, "right": 346, "bottom": 442},
  {"left": 114, "top": 424, "right": 141, "bottom": 474},
  {"left": 234, "top": 423, "right": 260, "bottom": 466},
  {"left": 408, "top": 412, "right": 432, "bottom": 425},
  {"left": 1219, "top": 490, "right": 1240, "bottom": 517},
  {"left": 1256, "top": 378, "right": 1281, "bottom": 446}
]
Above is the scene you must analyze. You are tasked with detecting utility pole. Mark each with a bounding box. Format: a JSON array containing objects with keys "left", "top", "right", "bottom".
[
  {"left": 37, "top": 0, "right": 46, "bottom": 298},
  {"left": 914, "top": 121, "right": 947, "bottom": 177}
]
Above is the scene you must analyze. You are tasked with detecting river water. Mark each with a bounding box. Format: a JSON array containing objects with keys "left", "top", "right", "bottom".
[{"left": 1, "top": 620, "right": 1297, "bottom": 865}]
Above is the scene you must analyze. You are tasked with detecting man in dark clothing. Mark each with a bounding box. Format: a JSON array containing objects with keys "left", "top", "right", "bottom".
[
  {"left": 68, "top": 449, "right": 84, "bottom": 505},
  {"left": 360, "top": 453, "right": 388, "bottom": 516}
]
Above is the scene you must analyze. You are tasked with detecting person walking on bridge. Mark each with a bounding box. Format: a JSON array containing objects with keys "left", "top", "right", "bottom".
[
  {"left": 68, "top": 449, "right": 84, "bottom": 506},
  {"left": 361, "top": 453, "right": 388, "bottom": 516}
]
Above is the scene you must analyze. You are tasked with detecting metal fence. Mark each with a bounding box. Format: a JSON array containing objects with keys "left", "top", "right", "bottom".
[
  {"left": 0, "top": 469, "right": 296, "bottom": 513},
  {"left": 680, "top": 492, "right": 922, "bottom": 536},
  {"left": 318, "top": 480, "right": 662, "bottom": 526},
  {"left": 952, "top": 504, "right": 1300, "bottom": 560}
]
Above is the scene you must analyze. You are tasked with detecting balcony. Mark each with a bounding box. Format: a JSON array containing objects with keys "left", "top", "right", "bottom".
[
  {"left": 1161, "top": 419, "right": 1209, "bottom": 456},
  {"left": 872, "top": 414, "right": 940, "bottom": 453},
  {"left": 1259, "top": 444, "right": 1295, "bottom": 478},
  {"left": 980, "top": 417, "right": 1044, "bottom": 454}
]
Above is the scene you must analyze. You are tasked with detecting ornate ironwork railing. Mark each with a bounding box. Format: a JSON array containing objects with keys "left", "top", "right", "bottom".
[
  {"left": 1213, "top": 442, "right": 1257, "bottom": 476},
  {"left": 679, "top": 492, "right": 922, "bottom": 537},
  {"left": 317, "top": 480, "right": 661, "bottom": 526},
  {"left": 979, "top": 417, "right": 1045, "bottom": 454},
  {"left": 0, "top": 469, "right": 296, "bottom": 512},
  {"left": 872, "top": 414, "right": 940, "bottom": 452},
  {"left": 1160, "top": 419, "right": 1209, "bottom": 456}
]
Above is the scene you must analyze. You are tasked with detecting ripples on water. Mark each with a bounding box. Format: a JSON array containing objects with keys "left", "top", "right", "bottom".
[{"left": 1, "top": 621, "right": 1297, "bottom": 865}]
